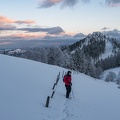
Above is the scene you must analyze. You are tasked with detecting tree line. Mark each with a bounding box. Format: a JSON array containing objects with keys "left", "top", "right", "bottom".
[
  {"left": 2, "top": 32, "right": 120, "bottom": 80},
  {"left": 12, "top": 47, "right": 101, "bottom": 79}
]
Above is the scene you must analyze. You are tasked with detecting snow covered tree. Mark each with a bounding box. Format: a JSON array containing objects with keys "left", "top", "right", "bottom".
[
  {"left": 47, "top": 47, "right": 60, "bottom": 65},
  {"left": 72, "top": 48, "right": 85, "bottom": 72},
  {"left": 61, "top": 51, "right": 72, "bottom": 68},
  {"left": 96, "top": 67, "right": 103, "bottom": 79},
  {"left": 105, "top": 72, "right": 117, "bottom": 82},
  {"left": 47, "top": 47, "right": 70, "bottom": 67},
  {"left": 71, "top": 48, "right": 102, "bottom": 78},
  {"left": 116, "top": 71, "right": 120, "bottom": 84},
  {"left": 39, "top": 48, "right": 48, "bottom": 63}
]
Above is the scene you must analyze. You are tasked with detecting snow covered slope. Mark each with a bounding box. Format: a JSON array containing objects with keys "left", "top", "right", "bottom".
[{"left": 0, "top": 54, "right": 120, "bottom": 120}]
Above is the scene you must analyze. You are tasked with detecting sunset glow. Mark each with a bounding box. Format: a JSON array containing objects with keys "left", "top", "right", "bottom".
[{"left": 0, "top": 0, "right": 120, "bottom": 48}]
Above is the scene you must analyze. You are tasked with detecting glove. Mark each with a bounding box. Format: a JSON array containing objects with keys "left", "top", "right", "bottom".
[{"left": 68, "top": 82, "right": 72, "bottom": 86}]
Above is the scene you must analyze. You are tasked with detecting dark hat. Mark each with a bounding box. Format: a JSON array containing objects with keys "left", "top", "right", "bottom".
[{"left": 67, "top": 71, "right": 71, "bottom": 75}]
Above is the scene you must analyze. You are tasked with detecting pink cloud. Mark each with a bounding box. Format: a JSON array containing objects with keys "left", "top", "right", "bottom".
[
  {"left": 0, "top": 16, "right": 35, "bottom": 24},
  {"left": 10, "top": 32, "right": 46, "bottom": 39},
  {"left": 0, "top": 16, "right": 14, "bottom": 23},
  {"left": 15, "top": 20, "right": 35, "bottom": 24}
]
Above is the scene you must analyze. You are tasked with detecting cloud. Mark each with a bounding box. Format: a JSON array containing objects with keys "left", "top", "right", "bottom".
[
  {"left": 43, "top": 34, "right": 71, "bottom": 39},
  {"left": 0, "top": 23, "right": 16, "bottom": 30},
  {"left": 38, "top": 0, "right": 62, "bottom": 8},
  {"left": 38, "top": 0, "right": 120, "bottom": 8},
  {"left": 0, "top": 37, "right": 80, "bottom": 49},
  {"left": 18, "top": 26, "right": 64, "bottom": 35},
  {"left": 38, "top": 0, "right": 90, "bottom": 8},
  {"left": 0, "top": 16, "right": 64, "bottom": 35},
  {"left": 0, "top": 16, "right": 35, "bottom": 24},
  {"left": 15, "top": 20, "right": 35, "bottom": 24},
  {"left": 46, "top": 26, "right": 64, "bottom": 34},
  {"left": 0, "top": 16, "right": 14, "bottom": 23},
  {"left": 102, "top": 29, "right": 120, "bottom": 40},
  {"left": 62, "top": 0, "right": 79, "bottom": 7},
  {"left": 105, "top": 0, "right": 120, "bottom": 7},
  {"left": 101, "top": 27, "right": 110, "bottom": 30},
  {"left": 73, "top": 33, "right": 86, "bottom": 38},
  {"left": 81, "top": 0, "right": 90, "bottom": 3}
]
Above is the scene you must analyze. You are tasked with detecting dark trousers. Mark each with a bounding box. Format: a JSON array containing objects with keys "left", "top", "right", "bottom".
[{"left": 65, "top": 85, "right": 71, "bottom": 98}]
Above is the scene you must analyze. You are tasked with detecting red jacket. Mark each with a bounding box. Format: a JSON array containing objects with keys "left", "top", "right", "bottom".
[{"left": 63, "top": 75, "right": 72, "bottom": 85}]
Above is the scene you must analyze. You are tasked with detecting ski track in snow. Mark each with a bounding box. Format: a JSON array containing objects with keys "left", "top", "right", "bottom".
[
  {"left": 55, "top": 77, "right": 75, "bottom": 120},
  {"left": 56, "top": 91, "right": 81, "bottom": 120},
  {"left": 55, "top": 77, "right": 86, "bottom": 120},
  {"left": 58, "top": 99, "right": 73, "bottom": 120}
]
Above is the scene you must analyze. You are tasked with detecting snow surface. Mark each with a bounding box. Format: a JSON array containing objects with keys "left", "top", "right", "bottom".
[{"left": 0, "top": 54, "right": 120, "bottom": 120}]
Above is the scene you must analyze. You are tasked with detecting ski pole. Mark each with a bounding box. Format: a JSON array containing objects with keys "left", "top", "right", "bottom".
[{"left": 71, "top": 88, "right": 75, "bottom": 99}]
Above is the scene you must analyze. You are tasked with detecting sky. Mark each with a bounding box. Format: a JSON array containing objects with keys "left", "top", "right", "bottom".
[{"left": 0, "top": 0, "right": 120, "bottom": 48}]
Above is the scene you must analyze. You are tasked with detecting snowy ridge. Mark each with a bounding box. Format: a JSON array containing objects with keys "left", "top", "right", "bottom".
[
  {"left": 85, "top": 32, "right": 114, "bottom": 60},
  {"left": 70, "top": 32, "right": 119, "bottom": 61},
  {"left": 0, "top": 54, "right": 120, "bottom": 120}
]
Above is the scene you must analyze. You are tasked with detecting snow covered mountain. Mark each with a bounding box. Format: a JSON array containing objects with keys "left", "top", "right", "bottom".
[
  {"left": 0, "top": 54, "right": 120, "bottom": 120},
  {"left": 67, "top": 32, "right": 120, "bottom": 60}
]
